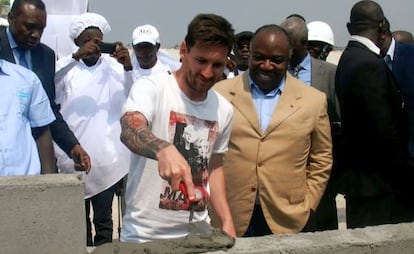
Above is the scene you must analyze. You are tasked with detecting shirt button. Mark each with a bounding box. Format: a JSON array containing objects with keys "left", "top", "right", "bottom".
[{"left": 251, "top": 187, "right": 257, "bottom": 192}]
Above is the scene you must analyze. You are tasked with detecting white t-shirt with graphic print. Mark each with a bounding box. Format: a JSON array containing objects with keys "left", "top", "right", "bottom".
[{"left": 120, "top": 72, "right": 233, "bottom": 243}]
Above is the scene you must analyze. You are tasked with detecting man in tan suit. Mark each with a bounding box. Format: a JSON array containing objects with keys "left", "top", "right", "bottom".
[
  {"left": 212, "top": 24, "right": 332, "bottom": 237},
  {"left": 282, "top": 15, "right": 341, "bottom": 231}
]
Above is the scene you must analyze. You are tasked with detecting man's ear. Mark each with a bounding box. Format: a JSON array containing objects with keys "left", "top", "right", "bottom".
[
  {"left": 346, "top": 22, "right": 354, "bottom": 35},
  {"left": 378, "top": 21, "right": 383, "bottom": 33},
  {"left": 179, "top": 41, "right": 187, "bottom": 60},
  {"left": 74, "top": 38, "right": 80, "bottom": 47},
  {"left": 7, "top": 12, "right": 14, "bottom": 27},
  {"left": 378, "top": 20, "right": 387, "bottom": 34}
]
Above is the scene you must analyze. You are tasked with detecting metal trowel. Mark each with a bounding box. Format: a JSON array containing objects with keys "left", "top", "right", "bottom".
[{"left": 179, "top": 181, "right": 213, "bottom": 234}]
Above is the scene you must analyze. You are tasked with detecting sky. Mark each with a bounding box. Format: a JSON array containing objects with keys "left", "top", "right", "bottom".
[{"left": 88, "top": 0, "right": 413, "bottom": 49}]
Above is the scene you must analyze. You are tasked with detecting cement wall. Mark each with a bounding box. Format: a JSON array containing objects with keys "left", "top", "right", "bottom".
[
  {"left": 87, "top": 222, "right": 414, "bottom": 253},
  {"left": 208, "top": 222, "right": 414, "bottom": 254},
  {"left": 1, "top": 174, "right": 413, "bottom": 254},
  {"left": 0, "top": 174, "right": 86, "bottom": 254}
]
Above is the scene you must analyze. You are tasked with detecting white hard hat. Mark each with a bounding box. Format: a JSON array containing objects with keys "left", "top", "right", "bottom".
[{"left": 307, "top": 21, "right": 334, "bottom": 47}]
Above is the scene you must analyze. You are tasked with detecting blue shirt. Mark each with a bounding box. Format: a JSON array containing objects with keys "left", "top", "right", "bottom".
[
  {"left": 249, "top": 76, "right": 286, "bottom": 132},
  {"left": 289, "top": 53, "right": 311, "bottom": 85},
  {"left": 0, "top": 60, "right": 55, "bottom": 176},
  {"left": 6, "top": 27, "right": 33, "bottom": 70}
]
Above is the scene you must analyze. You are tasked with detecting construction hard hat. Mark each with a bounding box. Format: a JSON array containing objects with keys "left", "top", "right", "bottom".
[{"left": 307, "top": 21, "right": 334, "bottom": 47}]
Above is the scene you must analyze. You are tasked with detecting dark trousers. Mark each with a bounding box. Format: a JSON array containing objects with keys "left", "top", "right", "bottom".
[
  {"left": 242, "top": 204, "right": 317, "bottom": 237},
  {"left": 85, "top": 183, "right": 116, "bottom": 246},
  {"left": 314, "top": 178, "right": 339, "bottom": 231},
  {"left": 346, "top": 194, "right": 414, "bottom": 229}
]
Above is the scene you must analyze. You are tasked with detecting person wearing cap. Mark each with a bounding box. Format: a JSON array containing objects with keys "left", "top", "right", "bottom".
[
  {"left": 115, "top": 24, "right": 182, "bottom": 218},
  {"left": 0, "top": 0, "right": 91, "bottom": 173},
  {"left": 227, "top": 31, "right": 253, "bottom": 78},
  {"left": 281, "top": 16, "right": 341, "bottom": 232},
  {"left": 336, "top": 0, "right": 414, "bottom": 228},
  {"left": 131, "top": 24, "right": 180, "bottom": 82},
  {"left": 307, "top": 21, "right": 335, "bottom": 61},
  {"left": 120, "top": 13, "right": 236, "bottom": 243},
  {"left": 54, "top": 12, "right": 133, "bottom": 246}
]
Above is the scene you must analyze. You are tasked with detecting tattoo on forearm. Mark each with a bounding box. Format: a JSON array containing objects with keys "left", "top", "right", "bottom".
[{"left": 120, "top": 112, "right": 170, "bottom": 160}]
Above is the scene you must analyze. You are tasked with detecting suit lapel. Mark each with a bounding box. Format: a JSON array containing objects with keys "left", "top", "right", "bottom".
[
  {"left": 0, "top": 29, "right": 16, "bottom": 63},
  {"left": 265, "top": 73, "right": 301, "bottom": 136},
  {"left": 31, "top": 47, "right": 42, "bottom": 74},
  {"left": 229, "top": 73, "right": 262, "bottom": 135},
  {"left": 311, "top": 58, "right": 322, "bottom": 90}
]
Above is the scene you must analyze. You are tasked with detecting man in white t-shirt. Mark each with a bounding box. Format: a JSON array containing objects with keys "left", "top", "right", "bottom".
[
  {"left": 130, "top": 24, "right": 181, "bottom": 82},
  {"left": 120, "top": 13, "right": 236, "bottom": 243}
]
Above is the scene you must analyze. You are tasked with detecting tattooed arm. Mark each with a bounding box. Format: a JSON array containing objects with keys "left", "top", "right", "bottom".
[
  {"left": 120, "top": 111, "right": 196, "bottom": 196},
  {"left": 120, "top": 111, "right": 170, "bottom": 159}
]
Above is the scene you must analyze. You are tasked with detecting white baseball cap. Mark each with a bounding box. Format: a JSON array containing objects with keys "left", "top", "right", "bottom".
[{"left": 132, "top": 24, "right": 160, "bottom": 46}]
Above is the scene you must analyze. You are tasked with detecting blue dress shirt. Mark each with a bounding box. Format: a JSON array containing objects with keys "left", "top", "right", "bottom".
[
  {"left": 6, "top": 27, "right": 33, "bottom": 69},
  {"left": 249, "top": 76, "right": 286, "bottom": 132},
  {"left": 288, "top": 53, "right": 311, "bottom": 85},
  {"left": 0, "top": 60, "right": 55, "bottom": 176}
]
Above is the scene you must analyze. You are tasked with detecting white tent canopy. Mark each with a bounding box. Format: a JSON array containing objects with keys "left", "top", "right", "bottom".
[{"left": 41, "top": 0, "right": 89, "bottom": 59}]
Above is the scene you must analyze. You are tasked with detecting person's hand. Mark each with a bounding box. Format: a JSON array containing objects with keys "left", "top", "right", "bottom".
[
  {"left": 70, "top": 144, "right": 91, "bottom": 173},
  {"left": 225, "top": 58, "right": 237, "bottom": 72},
  {"left": 221, "top": 219, "right": 236, "bottom": 239},
  {"left": 112, "top": 42, "right": 133, "bottom": 71},
  {"left": 72, "top": 40, "right": 100, "bottom": 61},
  {"left": 156, "top": 144, "right": 197, "bottom": 201}
]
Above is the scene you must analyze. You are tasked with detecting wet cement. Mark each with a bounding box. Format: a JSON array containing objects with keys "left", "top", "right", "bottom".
[{"left": 91, "top": 228, "right": 235, "bottom": 254}]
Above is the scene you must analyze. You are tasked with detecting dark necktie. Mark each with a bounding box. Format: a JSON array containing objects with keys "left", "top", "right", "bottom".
[
  {"left": 16, "top": 47, "right": 29, "bottom": 69},
  {"left": 384, "top": 54, "right": 392, "bottom": 70}
]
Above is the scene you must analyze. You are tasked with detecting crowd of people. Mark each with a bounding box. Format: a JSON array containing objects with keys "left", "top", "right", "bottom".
[{"left": 1, "top": 0, "right": 414, "bottom": 247}]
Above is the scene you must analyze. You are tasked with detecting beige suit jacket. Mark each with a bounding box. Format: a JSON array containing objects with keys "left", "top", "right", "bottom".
[{"left": 212, "top": 72, "right": 332, "bottom": 236}]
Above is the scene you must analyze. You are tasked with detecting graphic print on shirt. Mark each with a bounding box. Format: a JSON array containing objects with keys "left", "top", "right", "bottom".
[{"left": 159, "top": 111, "right": 219, "bottom": 212}]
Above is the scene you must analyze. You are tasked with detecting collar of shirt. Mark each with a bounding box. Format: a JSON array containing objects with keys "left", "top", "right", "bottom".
[
  {"left": 288, "top": 53, "right": 311, "bottom": 72},
  {"left": 350, "top": 35, "right": 381, "bottom": 55},
  {"left": 0, "top": 59, "right": 12, "bottom": 76},
  {"left": 234, "top": 68, "right": 246, "bottom": 76},
  {"left": 248, "top": 75, "right": 285, "bottom": 97},
  {"left": 386, "top": 37, "right": 396, "bottom": 61},
  {"left": 299, "top": 53, "right": 311, "bottom": 72},
  {"left": 6, "top": 27, "right": 32, "bottom": 69},
  {"left": 248, "top": 75, "right": 286, "bottom": 131},
  {"left": 6, "top": 27, "right": 19, "bottom": 50},
  {"left": 288, "top": 53, "right": 312, "bottom": 85}
]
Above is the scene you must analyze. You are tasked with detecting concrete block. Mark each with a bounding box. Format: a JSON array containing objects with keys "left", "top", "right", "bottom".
[
  {"left": 0, "top": 174, "right": 86, "bottom": 254},
  {"left": 207, "top": 222, "right": 414, "bottom": 254}
]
